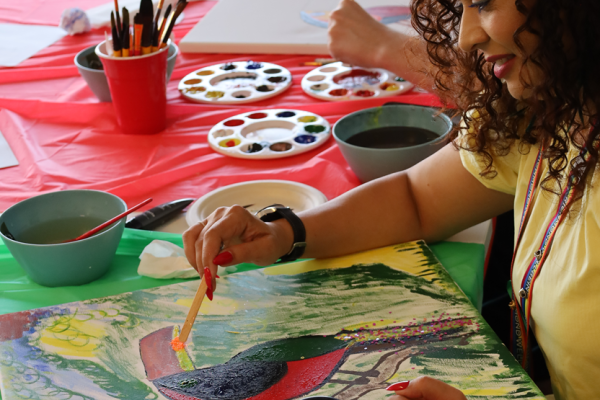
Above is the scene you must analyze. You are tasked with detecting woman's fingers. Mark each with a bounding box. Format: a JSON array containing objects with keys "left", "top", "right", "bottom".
[
  {"left": 182, "top": 220, "right": 206, "bottom": 273},
  {"left": 387, "top": 377, "right": 467, "bottom": 400}
]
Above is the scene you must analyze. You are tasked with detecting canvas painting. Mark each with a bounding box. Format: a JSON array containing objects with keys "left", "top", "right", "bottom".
[
  {"left": 0, "top": 241, "right": 544, "bottom": 399},
  {"left": 179, "top": 0, "right": 414, "bottom": 55}
]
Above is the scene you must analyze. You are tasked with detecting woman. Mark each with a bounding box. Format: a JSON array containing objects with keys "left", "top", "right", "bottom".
[{"left": 183, "top": 0, "right": 600, "bottom": 398}]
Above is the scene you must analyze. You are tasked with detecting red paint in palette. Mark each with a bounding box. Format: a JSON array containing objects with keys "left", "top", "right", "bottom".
[
  {"left": 333, "top": 69, "right": 381, "bottom": 87},
  {"left": 329, "top": 88, "right": 349, "bottom": 96},
  {"left": 224, "top": 119, "right": 245, "bottom": 127},
  {"left": 248, "top": 112, "right": 268, "bottom": 119},
  {"left": 354, "top": 90, "right": 375, "bottom": 97}
]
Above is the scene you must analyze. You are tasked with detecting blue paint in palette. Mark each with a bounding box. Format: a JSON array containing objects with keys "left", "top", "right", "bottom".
[{"left": 295, "top": 135, "right": 317, "bottom": 144}]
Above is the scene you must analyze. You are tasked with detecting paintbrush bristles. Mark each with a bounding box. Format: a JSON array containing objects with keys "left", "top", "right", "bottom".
[{"left": 179, "top": 276, "right": 209, "bottom": 343}]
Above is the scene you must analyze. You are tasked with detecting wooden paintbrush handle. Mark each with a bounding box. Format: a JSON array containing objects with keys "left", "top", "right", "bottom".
[{"left": 179, "top": 276, "right": 208, "bottom": 343}]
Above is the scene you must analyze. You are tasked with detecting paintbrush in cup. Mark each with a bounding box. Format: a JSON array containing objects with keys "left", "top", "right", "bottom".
[
  {"left": 155, "top": 3, "right": 171, "bottom": 51},
  {"left": 121, "top": 7, "right": 130, "bottom": 57},
  {"left": 63, "top": 198, "right": 152, "bottom": 243},
  {"left": 160, "top": 0, "right": 187, "bottom": 49},
  {"left": 139, "top": 0, "right": 154, "bottom": 55},
  {"left": 111, "top": 11, "right": 122, "bottom": 57}
]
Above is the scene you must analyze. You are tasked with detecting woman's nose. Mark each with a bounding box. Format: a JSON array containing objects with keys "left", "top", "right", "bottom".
[{"left": 458, "top": 7, "right": 489, "bottom": 52}]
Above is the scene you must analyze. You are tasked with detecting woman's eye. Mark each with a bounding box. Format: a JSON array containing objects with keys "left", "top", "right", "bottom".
[{"left": 468, "top": 0, "right": 491, "bottom": 12}]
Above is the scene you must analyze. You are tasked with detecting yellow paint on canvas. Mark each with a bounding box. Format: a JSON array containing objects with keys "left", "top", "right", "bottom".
[
  {"left": 265, "top": 242, "right": 433, "bottom": 280},
  {"left": 176, "top": 297, "right": 240, "bottom": 315},
  {"left": 38, "top": 314, "right": 106, "bottom": 358}
]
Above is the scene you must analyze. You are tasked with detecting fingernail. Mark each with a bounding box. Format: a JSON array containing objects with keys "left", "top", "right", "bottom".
[
  {"left": 206, "top": 288, "right": 213, "bottom": 301},
  {"left": 215, "top": 274, "right": 220, "bottom": 279},
  {"left": 204, "top": 267, "right": 213, "bottom": 293},
  {"left": 213, "top": 251, "right": 233, "bottom": 266},
  {"left": 386, "top": 381, "right": 410, "bottom": 391}
]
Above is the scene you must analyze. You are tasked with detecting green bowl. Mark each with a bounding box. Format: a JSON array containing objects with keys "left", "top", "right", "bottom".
[
  {"left": 0, "top": 190, "right": 126, "bottom": 287},
  {"left": 333, "top": 104, "right": 453, "bottom": 182}
]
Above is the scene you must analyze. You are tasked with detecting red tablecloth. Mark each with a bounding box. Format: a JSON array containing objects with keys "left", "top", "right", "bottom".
[{"left": 0, "top": 0, "right": 442, "bottom": 211}]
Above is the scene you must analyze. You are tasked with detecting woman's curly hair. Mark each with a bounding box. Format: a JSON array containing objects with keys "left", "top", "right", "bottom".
[{"left": 411, "top": 0, "right": 600, "bottom": 202}]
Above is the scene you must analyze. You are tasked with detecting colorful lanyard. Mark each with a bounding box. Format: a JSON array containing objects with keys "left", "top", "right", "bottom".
[{"left": 509, "top": 134, "right": 599, "bottom": 369}]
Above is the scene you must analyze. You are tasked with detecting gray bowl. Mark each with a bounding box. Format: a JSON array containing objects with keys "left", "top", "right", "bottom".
[
  {"left": 333, "top": 104, "right": 453, "bottom": 182},
  {"left": 75, "top": 41, "right": 179, "bottom": 102},
  {"left": 0, "top": 190, "right": 126, "bottom": 287}
]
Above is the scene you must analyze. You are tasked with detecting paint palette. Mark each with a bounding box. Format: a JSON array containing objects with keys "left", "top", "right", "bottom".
[
  {"left": 301, "top": 61, "right": 414, "bottom": 101},
  {"left": 208, "top": 109, "right": 331, "bottom": 159},
  {"left": 178, "top": 61, "right": 292, "bottom": 104}
]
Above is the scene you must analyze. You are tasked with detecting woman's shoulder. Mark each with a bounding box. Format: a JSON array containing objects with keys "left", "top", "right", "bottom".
[{"left": 457, "top": 112, "right": 535, "bottom": 195}]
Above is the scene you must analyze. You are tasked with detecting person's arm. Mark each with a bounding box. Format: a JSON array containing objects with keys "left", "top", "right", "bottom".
[
  {"left": 183, "top": 144, "right": 514, "bottom": 281},
  {"left": 327, "top": 0, "right": 436, "bottom": 91}
]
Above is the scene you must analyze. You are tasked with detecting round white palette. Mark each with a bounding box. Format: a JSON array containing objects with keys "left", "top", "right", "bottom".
[
  {"left": 208, "top": 109, "right": 331, "bottom": 159},
  {"left": 178, "top": 61, "right": 292, "bottom": 104},
  {"left": 186, "top": 180, "right": 328, "bottom": 227},
  {"left": 301, "top": 61, "right": 414, "bottom": 101}
]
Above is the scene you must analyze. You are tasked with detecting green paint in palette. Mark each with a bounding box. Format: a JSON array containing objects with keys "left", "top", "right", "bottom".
[{"left": 17, "top": 216, "right": 107, "bottom": 244}]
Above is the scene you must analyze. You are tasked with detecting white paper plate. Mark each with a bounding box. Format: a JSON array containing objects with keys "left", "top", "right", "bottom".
[{"left": 186, "top": 180, "right": 328, "bottom": 227}]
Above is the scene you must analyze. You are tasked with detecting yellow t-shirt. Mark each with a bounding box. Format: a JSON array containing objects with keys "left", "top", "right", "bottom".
[{"left": 460, "top": 139, "right": 600, "bottom": 400}]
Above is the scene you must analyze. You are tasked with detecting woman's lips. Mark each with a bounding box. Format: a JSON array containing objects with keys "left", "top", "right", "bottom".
[{"left": 492, "top": 56, "right": 516, "bottom": 79}]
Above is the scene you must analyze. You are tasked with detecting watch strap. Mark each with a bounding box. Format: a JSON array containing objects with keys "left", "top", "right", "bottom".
[{"left": 257, "top": 204, "right": 306, "bottom": 263}]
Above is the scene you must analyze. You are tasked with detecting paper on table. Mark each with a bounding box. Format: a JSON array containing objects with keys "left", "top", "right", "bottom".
[
  {"left": 138, "top": 240, "right": 199, "bottom": 279},
  {"left": 0, "top": 24, "right": 66, "bottom": 67},
  {"left": 0, "top": 130, "right": 18, "bottom": 169},
  {"left": 86, "top": 0, "right": 180, "bottom": 29}
]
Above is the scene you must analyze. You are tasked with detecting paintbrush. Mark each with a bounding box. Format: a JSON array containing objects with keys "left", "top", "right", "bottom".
[
  {"left": 121, "top": 7, "right": 130, "bottom": 57},
  {"left": 114, "top": 0, "right": 122, "bottom": 34},
  {"left": 111, "top": 11, "right": 122, "bottom": 57},
  {"left": 139, "top": 0, "right": 154, "bottom": 55},
  {"left": 133, "top": 13, "right": 143, "bottom": 56},
  {"left": 154, "top": 0, "right": 165, "bottom": 27},
  {"left": 177, "top": 272, "right": 211, "bottom": 344},
  {"left": 63, "top": 198, "right": 152, "bottom": 243},
  {"left": 155, "top": 3, "right": 171, "bottom": 51},
  {"left": 160, "top": 0, "right": 187, "bottom": 48},
  {"left": 151, "top": 0, "right": 166, "bottom": 52}
]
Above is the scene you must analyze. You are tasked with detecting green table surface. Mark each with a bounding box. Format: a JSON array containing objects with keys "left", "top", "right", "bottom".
[{"left": 0, "top": 229, "right": 485, "bottom": 316}]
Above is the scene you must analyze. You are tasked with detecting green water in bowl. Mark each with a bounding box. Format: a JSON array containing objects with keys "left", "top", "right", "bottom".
[{"left": 17, "top": 216, "right": 107, "bottom": 244}]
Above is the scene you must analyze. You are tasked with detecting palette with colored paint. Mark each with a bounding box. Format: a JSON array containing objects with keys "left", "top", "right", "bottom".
[
  {"left": 178, "top": 61, "right": 292, "bottom": 104},
  {"left": 301, "top": 61, "right": 414, "bottom": 101},
  {"left": 208, "top": 109, "right": 331, "bottom": 159}
]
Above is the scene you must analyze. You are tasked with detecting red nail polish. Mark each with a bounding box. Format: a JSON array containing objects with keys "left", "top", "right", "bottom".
[
  {"left": 215, "top": 274, "right": 220, "bottom": 279},
  {"left": 386, "top": 381, "right": 410, "bottom": 391},
  {"left": 206, "top": 288, "right": 213, "bottom": 301},
  {"left": 213, "top": 251, "right": 233, "bottom": 266},
  {"left": 204, "top": 267, "right": 213, "bottom": 292}
]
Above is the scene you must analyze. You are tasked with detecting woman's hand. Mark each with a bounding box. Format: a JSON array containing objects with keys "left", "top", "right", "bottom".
[
  {"left": 328, "top": 0, "right": 401, "bottom": 71},
  {"left": 387, "top": 377, "right": 467, "bottom": 400},
  {"left": 182, "top": 205, "right": 294, "bottom": 290}
]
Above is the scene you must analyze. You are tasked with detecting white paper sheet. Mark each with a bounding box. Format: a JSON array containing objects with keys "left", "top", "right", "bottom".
[
  {"left": 0, "top": 24, "right": 67, "bottom": 67},
  {"left": 0, "top": 130, "right": 18, "bottom": 169}
]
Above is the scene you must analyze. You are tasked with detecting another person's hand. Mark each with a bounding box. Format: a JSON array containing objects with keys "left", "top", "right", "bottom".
[
  {"left": 328, "top": 0, "right": 400, "bottom": 70},
  {"left": 182, "top": 205, "right": 293, "bottom": 290},
  {"left": 387, "top": 377, "right": 467, "bottom": 400}
]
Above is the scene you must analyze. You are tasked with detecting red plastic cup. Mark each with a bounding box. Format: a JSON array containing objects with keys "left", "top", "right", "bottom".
[{"left": 95, "top": 41, "right": 168, "bottom": 135}]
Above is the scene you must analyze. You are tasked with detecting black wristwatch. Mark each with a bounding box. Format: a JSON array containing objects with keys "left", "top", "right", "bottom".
[{"left": 256, "top": 204, "right": 306, "bottom": 263}]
